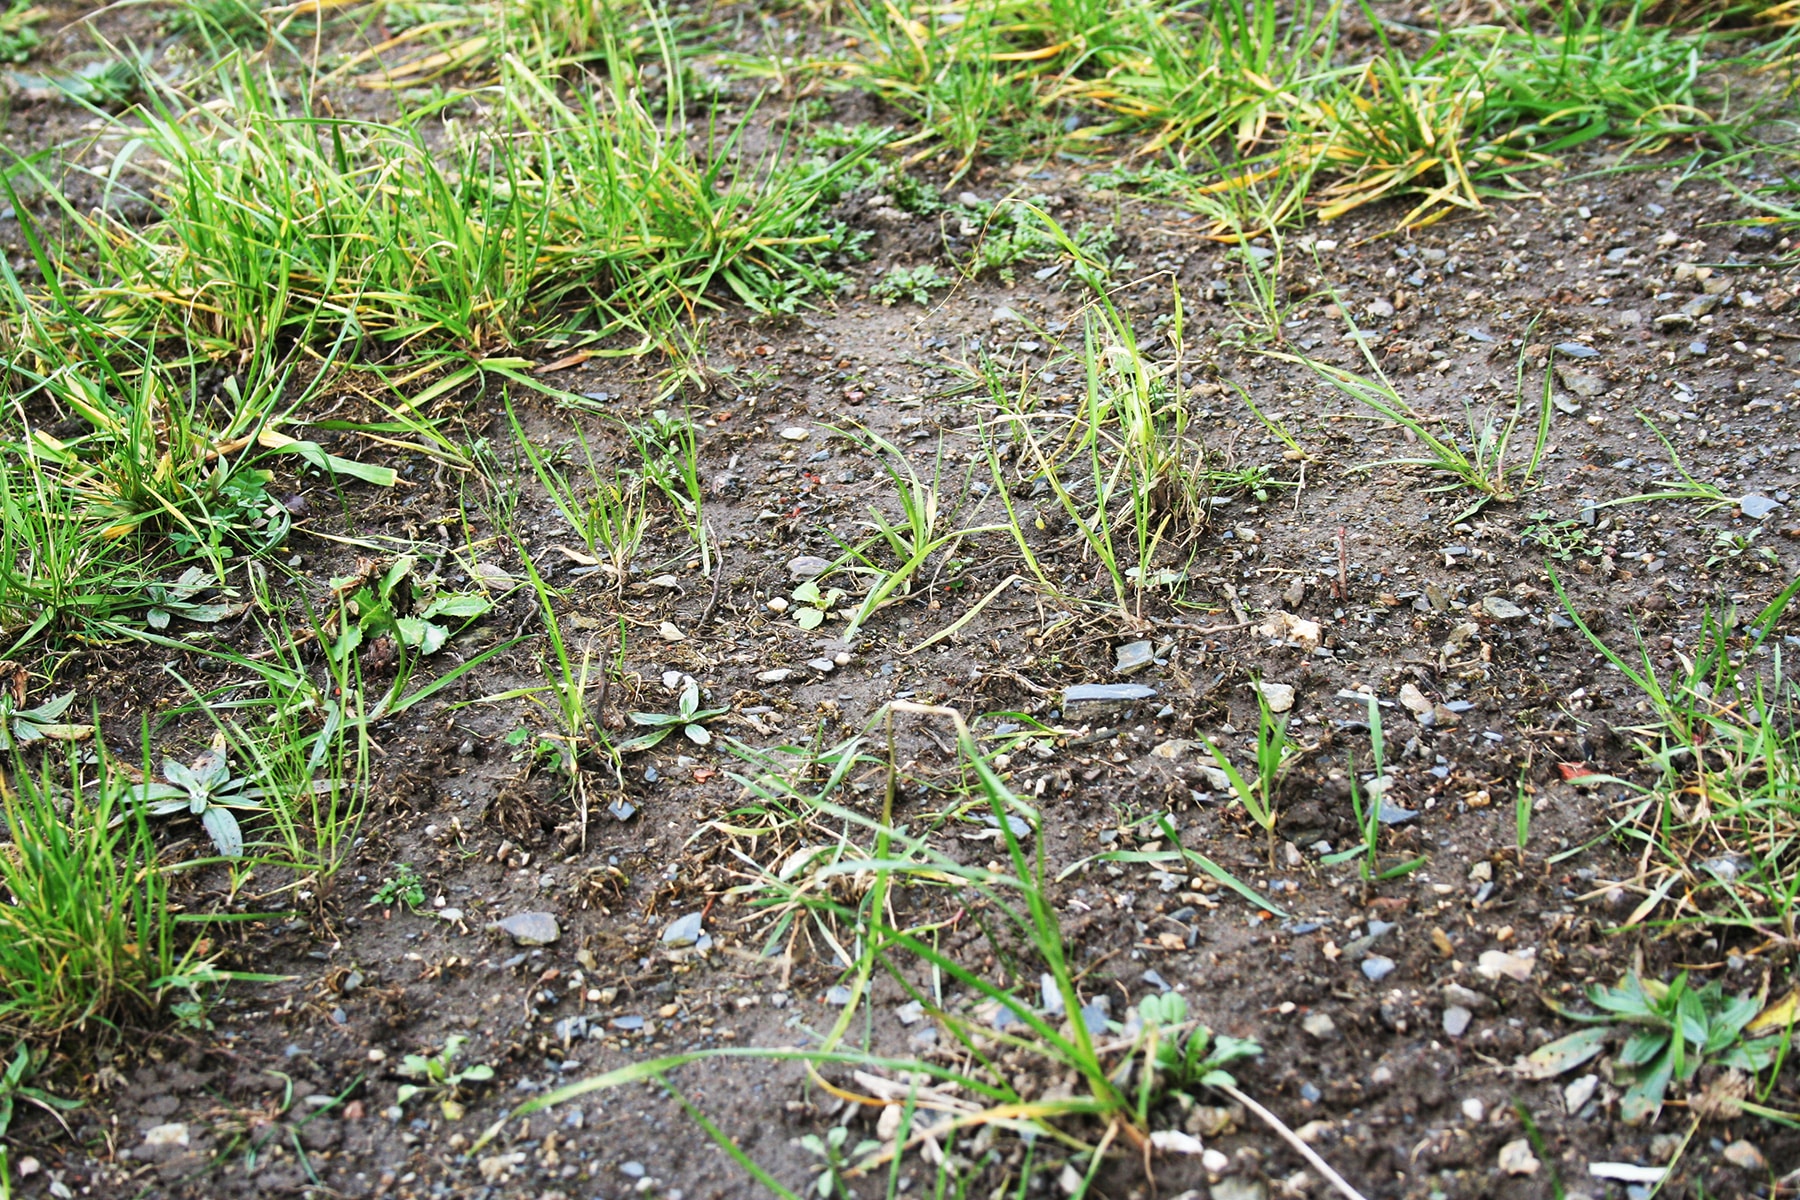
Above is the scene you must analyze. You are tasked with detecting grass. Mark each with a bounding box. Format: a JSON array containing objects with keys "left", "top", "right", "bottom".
[
  {"left": 1553, "top": 569, "right": 1800, "bottom": 940},
  {"left": 0, "top": 747, "right": 199, "bottom": 1036},
  {"left": 469, "top": 700, "right": 1337, "bottom": 1198},
  {"left": 1269, "top": 318, "right": 1552, "bottom": 521}
]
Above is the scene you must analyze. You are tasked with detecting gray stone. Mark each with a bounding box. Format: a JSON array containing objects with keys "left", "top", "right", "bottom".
[
  {"left": 1741, "top": 494, "right": 1782, "bottom": 520},
  {"left": 1482, "top": 596, "right": 1527, "bottom": 621},
  {"left": 1557, "top": 366, "right": 1606, "bottom": 398},
  {"left": 806, "top": 657, "right": 836, "bottom": 673},
  {"left": 494, "top": 912, "right": 559, "bottom": 946},
  {"left": 1722, "top": 1140, "right": 1766, "bottom": 1171},
  {"left": 1114, "top": 640, "right": 1156, "bottom": 675},
  {"left": 787, "top": 555, "right": 830, "bottom": 578},
  {"left": 1442, "top": 1005, "right": 1472, "bottom": 1036},
  {"left": 1442, "top": 982, "right": 1494, "bottom": 1011},
  {"left": 1062, "top": 682, "right": 1157, "bottom": 718},
  {"left": 1361, "top": 955, "right": 1396, "bottom": 982},
  {"left": 661, "top": 912, "right": 706, "bottom": 947},
  {"left": 1554, "top": 341, "right": 1599, "bottom": 358}
]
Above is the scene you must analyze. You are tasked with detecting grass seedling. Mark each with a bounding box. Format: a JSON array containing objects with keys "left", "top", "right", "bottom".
[
  {"left": 1597, "top": 414, "right": 1737, "bottom": 515},
  {"left": 0, "top": 1044, "right": 80, "bottom": 1139},
  {"left": 1269, "top": 330, "right": 1552, "bottom": 521},
  {"left": 799, "top": 1125, "right": 881, "bottom": 1199},
  {"left": 627, "top": 409, "right": 711, "bottom": 575},
  {"left": 1323, "top": 695, "right": 1425, "bottom": 881},
  {"left": 510, "top": 405, "right": 649, "bottom": 585},
  {"left": 1203, "top": 684, "right": 1295, "bottom": 863}
]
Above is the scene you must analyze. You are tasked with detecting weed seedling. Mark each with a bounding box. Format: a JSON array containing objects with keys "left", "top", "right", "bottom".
[
  {"left": 620, "top": 678, "right": 727, "bottom": 752},
  {"left": 126, "top": 734, "right": 266, "bottom": 858},
  {"left": 788, "top": 578, "right": 848, "bottom": 630},
  {"left": 395, "top": 1034, "right": 494, "bottom": 1122},
  {"left": 1323, "top": 695, "right": 1425, "bottom": 881},
  {"left": 0, "top": 1044, "right": 81, "bottom": 1139},
  {"left": 798, "top": 1125, "right": 881, "bottom": 1199},
  {"left": 0, "top": 690, "right": 92, "bottom": 752},
  {"left": 1531, "top": 972, "right": 1794, "bottom": 1125},
  {"left": 869, "top": 264, "right": 952, "bottom": 306},
  {"left": 372, "top": 865, "right": 427, "bottom": 911}
]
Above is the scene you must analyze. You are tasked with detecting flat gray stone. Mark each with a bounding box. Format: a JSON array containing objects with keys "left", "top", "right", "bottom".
[
  {"left": 1554, "top": 341, "right": 1599, "bottom": 358},
  {"left": 1062, "top": 683, "right": 1157, "bottom": 718},
  {"left": 757, "top": 668, "right": 794, "bottom": 683},
  {"left": 1741, "top": 494, "right": 1782, "bottom": 520},
  {"left": 1302, "top": 1012, "right": 1337, "bottom": 1040},
  {"left": 495, "top": 912, "right": 560, "bottom": 946},
  {"left": 1114, "top": 640, "right": 1156, "bottom": 675},
  {"left": 1443, "top": 1005, "right": 1472, "bottom": 1036},
  {"left": 787, "top": 555, "right": 830, "bottom": 578},
  {"left": 662, "top": 912, "right": 706, "bottom": 947},
  {"left": 1482, "top": 596, "right": 1527, "bottom": 621}
]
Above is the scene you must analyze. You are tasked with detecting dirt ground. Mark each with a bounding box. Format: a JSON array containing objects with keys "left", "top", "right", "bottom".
[{"left": 4, "top": 4, "right": 1800, "bottom": 1200}]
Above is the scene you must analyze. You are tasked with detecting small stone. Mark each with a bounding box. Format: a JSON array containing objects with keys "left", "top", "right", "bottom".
[
  {"left": 1201, "top": 1148, "right": 1230, "bottom": 1173},
  {"left": 1741, "top": 494, "right": 1782, "bottom": 520},
  {"left": 779, "top": 426, "right": 810, "bottom": 441},
  {"left": 991, "top": 306, "right": 1024, "bottom": 325},
  {"left": 1461, "top": 1097, "right": 1485, "bottom": 1122},
  {"left": 1361, "top": 955, "right": 1396, "bottom": 982},
  {"left": 1653, "top": 312, "right": 1694, "bottom": 330},
  {"left": 757, "top": 669, "right": 793, "bottom": 683},
  {"left": 1477, "top": 949, "right": 1535, "bottom": 982},
  {"left": 1398, "top": 683, "right": 1433, "bottom": 719},
  {"left": 1148, "top": 1130, "right": 1205, "bottom": 1155},
  {"left": 1443, "top": 1006, "right": 1472, "bottom": 1036},
  {"left": 1442, "top": 983, "right": 1494, "bottom": 1011},
  {"left": 1114, "top": 640, "right": 1156, "bottom": 675},
  {"left": 1564, "top": 1074, "right": 1599, "bottom": 1114},
  {"left": 144, "top": 1124, "right": 189, "bottom": 1149},
  {"left": 1557, "top": 367, "right": 1606, "bottom": 398},
  {"left": 1482, "top": 596, "right": 1527, "bottom": 621},
  {"left": 806, "top": 657, "right": 836, "bottom": 674},
  {"left": 658, "top": 621, "right": 686, "bottom": 642},
  {"left": 1498, "top": 1139, "right": 1540, "bottom": 1176},
  {"left": 661, "top": 912, "right": 706, "bottom": 947},
  {"left": 1252, "top": 681, "right": 1295, "bottom": 713},
  {"left": 1150, "top": 738, "right": 1191, "bottom": 760},
  {"left": 765, "top": 596, "right": 790, "bottom": 613},
  {"left": 1210, "top": 1179, "right": 1268, "bottom": 1200},
  {"left": 494, "top": 912, "right": 560, "bottom": 946},
  {"left": 1722, "top": 1140, "right": 1766, "bottom": 1171},
  {"left": 1554, "top": 341, "right": 1599, "bottom": 358},
  {"left": 1062, "top": 682, "right": 1157, "bottom": 718},
  {"left": 1256, "top": 611, "right": 1323, "bottom": 651},
  {"left": 14, "top": 1156, "right": 37, "bottom": 1178},
  {"left": 788, "top": 555, "right": 830, "bottom": 578},
  {"left": 1302, "top": 1012, "right": 1337, "bottom": 1040}
]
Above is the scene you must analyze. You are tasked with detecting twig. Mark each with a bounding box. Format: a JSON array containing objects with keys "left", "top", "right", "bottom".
[
  {"left": 699, "top": 528, "right": 727, "bottom": 626},
  {"left": 1215, "top": 1081, "right": 1370, "bottom": 1200},
  {"left": 1334, "top": 526, "right": 1349, "bottom": 600}
]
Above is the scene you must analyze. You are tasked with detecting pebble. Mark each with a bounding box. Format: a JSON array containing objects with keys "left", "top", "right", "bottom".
[
  {"left": 1741, "top": 494, "right": 1782, "bottom": 520},
  {"left": 1564, "top": 1074, "right": 1598, "bottom": 1114},
  {"left": 765, "top": 596, "right": 790, "bottom": 613},
  {"left": 1252, "top": 681, "right": 1296, "bottom": 713},
  {"left": 143, "top": 1124, "right": 189, "bottom": 1149},
  {"left": 658, "top": 621, "right": 685, "bottom": 642},
  {"left": 1554, "top": 341, "right": 1599, "bottom": 358},
  {"left": 787, "top": 555, "right": 830, "bottom": 577},
  {"left": 1361, "top": 955, "right": 1396, "bottom": 982},
  {"left": 757, "top": 668, "right": 793, "bottom": 683},
  {"left": 1302, "top": 1012, "right": 1337, "bottom": 1040},
  {"left": 1557, "top": 367, "right": 1606, "bottom": 397},
  {"left": 1062, "top": 682, "right": 1157, "bottom": 718},
  {"left": 1461, "top": 1097, "right": 1485, "bottom": 1122},
  {"left": 1482, "top": 596, "right": 1527, "bottom": 621},
  {"left": 494, "top": 912, "right": 560, "bottom": 946},
  {"left": 779, "top": 427, "right": 809, "bottom": 441},
  {"left": 1201, "top": 1148, "right": 1230, "bottom": 1173},
  {"left": 806, "top": 657, "right": 836, "bottom": 673},
  {"left": 1114, "top": 640, "right": 1156, "bottom": 675},
  {"left": 991, "top": 306, "right": 1024, "bottom": 325},
  {"left": 1442, "top": 1005, "right": 1472, "bottom": 1036},
  {"left": 1477, "top": 949, "right": 1535, "bottom": 982},
  {"left": 1442, "top": 982, "right": 1494, "bottom": 1011},
  {"left": 1722, "top": 1140, "right": 1766, "bottom": 1171},
  {"left": 1210, "top": 1179, "right": 1268, "bottom": 1200},
  {"left": 1498, "top": 1139, "right": 1540, "bottom": 1176},
  {"left": 661, "top": 912, "right": 707, "bottom": 948}
]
